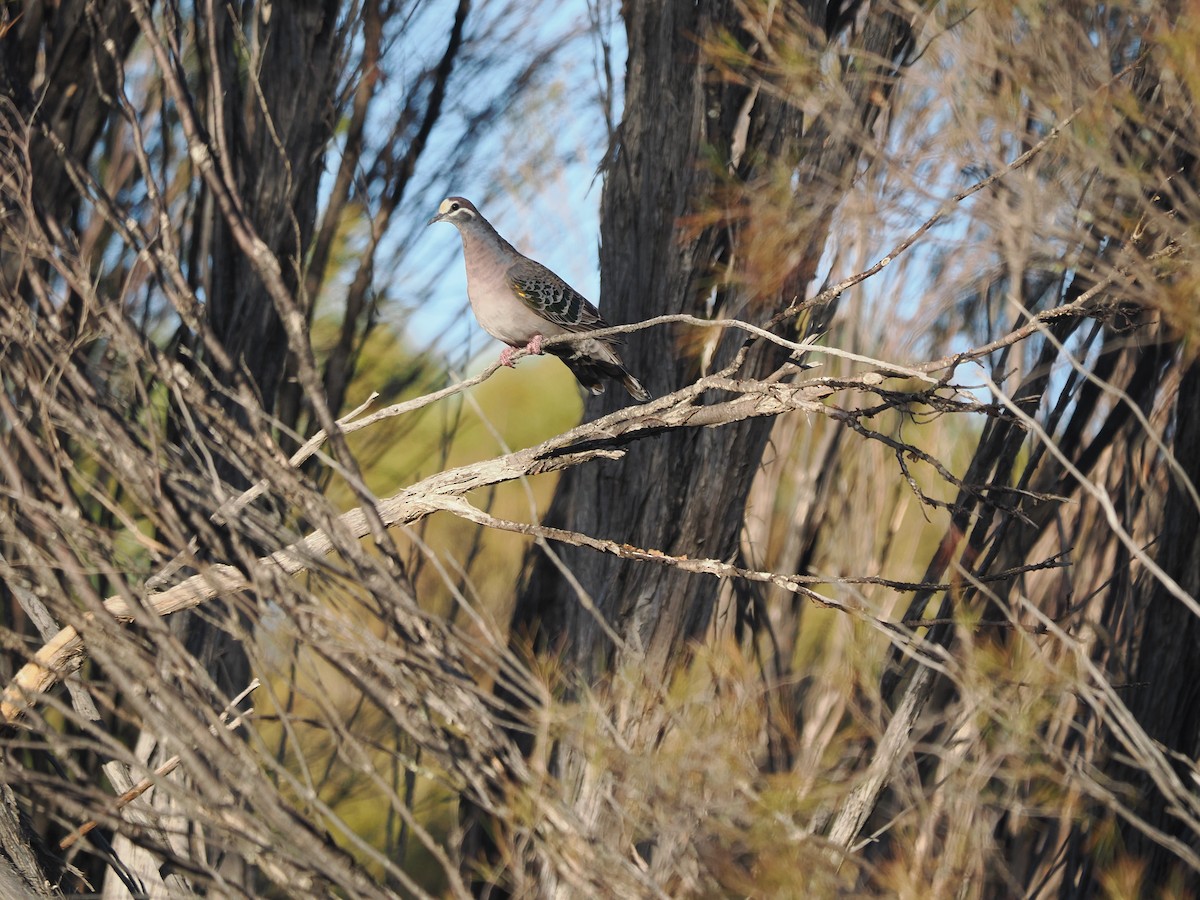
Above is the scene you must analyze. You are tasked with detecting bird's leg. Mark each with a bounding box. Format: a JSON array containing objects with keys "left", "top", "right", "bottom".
[{"left": 498, "top": 335, "right": 545, "bottom": 368}]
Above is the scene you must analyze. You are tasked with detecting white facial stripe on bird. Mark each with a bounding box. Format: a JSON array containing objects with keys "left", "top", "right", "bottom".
[{"left": 438, "top": 197, "right": 475, "bottom": 219}]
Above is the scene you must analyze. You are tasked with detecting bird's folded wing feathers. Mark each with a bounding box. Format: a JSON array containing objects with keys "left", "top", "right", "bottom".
[{"left": 507, "top": 259, "right": 606, "bottom": 332}]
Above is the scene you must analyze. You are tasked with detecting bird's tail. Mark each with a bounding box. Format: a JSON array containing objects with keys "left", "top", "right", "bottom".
[
  {"left": 553, "top": 346, "right": 651, "bottom": 402},
  {"left": 619, "top": 370, "right": 652, "bottom": 402},
  {"left": 610, "top": 366, "right": 651, "bottom": 402}
]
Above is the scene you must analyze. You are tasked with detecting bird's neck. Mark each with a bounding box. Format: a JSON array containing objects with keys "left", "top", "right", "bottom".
[{"left": 459, "top": 219, "right": 520, "bottom": 261}]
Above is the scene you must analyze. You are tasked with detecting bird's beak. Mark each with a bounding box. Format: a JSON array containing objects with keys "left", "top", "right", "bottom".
[{"left": 427, "top": 213, "right": 443, "bottom": 226}]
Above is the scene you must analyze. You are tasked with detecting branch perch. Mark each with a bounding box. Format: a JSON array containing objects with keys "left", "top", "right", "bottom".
[{"left": 0, "top": 370, "right": 832, "bottom": 724}]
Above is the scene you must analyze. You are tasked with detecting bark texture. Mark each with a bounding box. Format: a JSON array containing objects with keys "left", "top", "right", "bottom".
[
  {"left": 516, "top": 0, "right": 914, "bottom": 683},
  {"left": 493, "top": 0, "right": 923, "bottom": 890}
]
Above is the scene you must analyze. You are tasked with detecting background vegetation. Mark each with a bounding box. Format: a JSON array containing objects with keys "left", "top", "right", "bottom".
[{"left": 2, "top": 0, "right": 1199, "bottom": 896}]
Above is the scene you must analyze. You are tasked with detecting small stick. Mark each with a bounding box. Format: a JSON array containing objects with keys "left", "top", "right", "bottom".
[{"left": 59, "top": 679, "right": 259, "bottom": 851}]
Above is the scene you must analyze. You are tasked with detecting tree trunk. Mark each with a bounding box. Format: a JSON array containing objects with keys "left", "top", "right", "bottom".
[
  {"left": 494, "top": 0, "right": 923, "bottom": 890},
  {"left": 104, "top": 3, "right": 343, "bottom": 896},
  {"left": 1113, "top": 361, "right": 1200, "bottom": 884}
]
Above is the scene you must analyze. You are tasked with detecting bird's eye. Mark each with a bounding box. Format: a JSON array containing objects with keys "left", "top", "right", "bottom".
[{"left": 450, "top": 202, "right": 460, "bottom": 212}]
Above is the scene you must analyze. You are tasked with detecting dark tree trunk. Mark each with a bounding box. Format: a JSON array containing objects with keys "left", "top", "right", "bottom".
[
  {"left": 119, "top": 4, "right": 344, "bottom": 895},
  {"left": 169, "top": 0, "right": 342, "bottom": 674},
  {"left": 517, "top": 0, "right": 918, "bottom": 686},
  {"left": 0, "top": 0, "right": 141, "bottom": 328},
  {"left": 1117, "top": 361, "right": 1200, "bottom": 883},
  {"left": 481, "top": 0, "right": 925, "bottom": 891},
  {"left": 204, "top": 0, "right": 340, "bottom": 409}
]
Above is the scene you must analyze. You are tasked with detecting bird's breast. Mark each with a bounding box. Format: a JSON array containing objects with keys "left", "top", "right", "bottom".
[{"left": 465, "top": 254, "right": 566, "bottom": 346}]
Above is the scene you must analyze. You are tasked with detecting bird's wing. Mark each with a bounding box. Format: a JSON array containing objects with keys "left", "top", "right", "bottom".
[{"left": 507, "top": 258, "right": 606, "bottom": 333}]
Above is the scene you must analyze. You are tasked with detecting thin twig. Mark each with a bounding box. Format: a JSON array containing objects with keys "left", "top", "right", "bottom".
[{"left": 58, "top": 679, "right": 260, "bottom": 851}]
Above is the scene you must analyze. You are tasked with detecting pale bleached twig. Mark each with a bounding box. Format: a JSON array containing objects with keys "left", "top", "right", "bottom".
[{"left": 58, "top": 679, "right": 260, "bottom": 851}]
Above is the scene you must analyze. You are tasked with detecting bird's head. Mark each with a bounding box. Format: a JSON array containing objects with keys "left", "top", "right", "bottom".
[{"left": 427, "top": 196, "right": 480, "bottom": 227}]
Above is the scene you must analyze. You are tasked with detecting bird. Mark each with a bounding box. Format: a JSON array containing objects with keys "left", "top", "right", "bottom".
[{"left": 428, "top": 196, "right": 651, "bottom": 402}]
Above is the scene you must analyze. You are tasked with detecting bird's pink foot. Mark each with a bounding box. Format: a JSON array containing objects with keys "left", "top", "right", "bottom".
[{"left": 499, "top": 336, "right": 545, "bottom": 368}]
